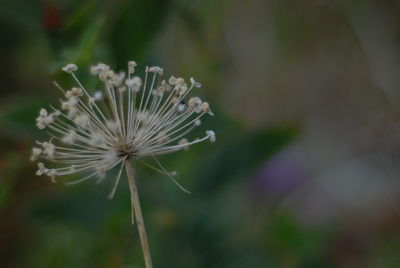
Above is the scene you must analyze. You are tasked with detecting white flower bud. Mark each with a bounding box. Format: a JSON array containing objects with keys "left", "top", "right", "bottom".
[
  {"left": 128, "top": 61, "right": 137, "bottom": 74},
  {"left": 39, "top": 108, "right": 48, "bottom": 116},
  {"left": 30, "top": 147, "right": 42, "bottom": 162},
  {"left": 93, "top": 91, "right": 103, "bottom": 101},
  {"left": 62, "top": 130, "right": 76, "bottom": 144},
  {"left": 65, "top": 87, "right": 83, "bottom": 98},
  {"left": 36, "top": 162, "right": 47, "bottom": 176},
  {"left": 62, "top": 63, "right": 78, "bottom": 73},
  {"left": 177, "top": 102, "right": 186, "bottom": 112},
  {"left": 201, "top": 102, "right": 214, "bottom": 116},
  {"left": 188, "top": 97, "right": 202, "bottom": 113},
  {"left": 206, "top": 130, "right": 216, "bottom": 142},
  {"left": 190, "top": 77, "right": 201, "bottom": 88},
  {"left": 175, "top": 83, "right": 188, "bottom": 95},
  {"left": 110, "top": 72, "right": 126, "bottom": 87},
  {"left": 91, "top": 63, "right": 110, "bottom": 75},
  {"left": 178, "top": 138, "right": 189, "bottom": 151},
  {"left": 36, "top": 108, "right": 59, "bottom": 129},
  {"left": 42, "top": 141, "right": 55, "bottom": 158},
  {"left": 74, "top": 114, "right": 90, "bottom": 129},
  {"left": 125, "top": 77, "right": 142, "bottom": 92},
  {"left": 148, "top": 66, "right": 164, "bottom": 76},
  {"left": 169, "top": 76, "right": 177, "bottom": 85},
  {"left": 157, "top": 80, "right": 172, "bottom": 94}
]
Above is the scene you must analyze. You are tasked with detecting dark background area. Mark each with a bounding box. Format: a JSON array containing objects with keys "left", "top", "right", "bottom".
[{"left": 1, "top": 0, "right": 400, "bottom": 267}]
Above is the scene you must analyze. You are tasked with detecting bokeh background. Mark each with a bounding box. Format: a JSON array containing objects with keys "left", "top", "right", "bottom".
[{"left": 1, "top": 0, "right": 400, "bottom": 267}]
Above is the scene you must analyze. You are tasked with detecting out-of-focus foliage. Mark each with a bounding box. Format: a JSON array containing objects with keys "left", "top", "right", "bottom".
[{"left": 1, "top": 0, "right": 400, "bottom": 267}]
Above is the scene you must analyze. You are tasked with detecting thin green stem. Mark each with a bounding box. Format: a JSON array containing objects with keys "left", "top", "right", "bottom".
[{"left": 125, "top": 160, "right": 153, "bottom": 268}]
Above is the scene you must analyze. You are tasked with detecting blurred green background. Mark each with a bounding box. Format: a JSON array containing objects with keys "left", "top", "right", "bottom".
[{"left": 1, "top": 0, "right": 400, "bottom": 267}]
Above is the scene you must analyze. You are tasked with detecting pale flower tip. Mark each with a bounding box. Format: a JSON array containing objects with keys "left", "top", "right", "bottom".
[
  {"left": 178, "top": 138, "right": 189, "bottom": 151},
  {"left": 30, "top": 147, "right": 42, "bottom": 162},
  {"left": 93, "top": 91, "right": 104, "bottom": 101},
  {"left": 74, "top": 114, "right": 90, "bottom": 129},
  {"left": 128, "top": 61, "right": 137, "bottom": 74},
  {"left": 65, "top": 87, "right": 83, "bottom": 98},
  {"left": 148, "top": 66, "right": 164, "bottom": 76},
  {"left": 91, "top": 63, "right": 110, "bottom": 75},
  {"left": 36, "top": 162, "right": 46, "bottom": 176},
  {"left": 125, "top": 77, "right": 142, "bottom": 92},
  {"left": 36, "top": 108, "right": 59, "bottom": 129},
  {"left": 62, "top": 63, "right": 78, "bottom": 73},
  {"left": 42, "top": 141, "right": 56, "bottom": 158},
  {"left": 168, "top": 76, "right": 177, "bottom": 85},
  {"left": 206, "top": 130, "right": 216, "bottom": 142},
  {"left": 34, "top": 60, "right": 215, "bottom": 189},
  {"left": 47, "top": 170, "right": 58, "bottom": 183},
  {"left": 201, "top": 102, "right": 214, "bottom": 116},
  {"left": 188, "top": 97, "right": 202, "bottom": 113},
  {"left": 39, "top": 108, "right": 48, "bottom": 116},
  {"left": 190, "top": 77, "right": 201, "bottom": 88}
]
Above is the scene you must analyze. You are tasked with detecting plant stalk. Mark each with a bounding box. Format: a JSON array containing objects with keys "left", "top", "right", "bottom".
[{"left": 125, "top": 160, "right": 153, "bottom": 268}]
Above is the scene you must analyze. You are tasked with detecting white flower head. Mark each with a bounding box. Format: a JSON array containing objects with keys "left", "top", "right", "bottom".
[
  {"left": 62, "top": 63, "right": 78, "bottom": 73},
  {"left": 32, "top": 61, "right": 215, "bottom": 196},
  {"left": 32, "top": 61, "right": 216, "bottom": 267}
]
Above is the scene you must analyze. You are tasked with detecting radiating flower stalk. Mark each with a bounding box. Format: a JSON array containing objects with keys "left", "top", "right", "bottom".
[{"left": 31, "top": 61, "right": 216, "bottom": 268}]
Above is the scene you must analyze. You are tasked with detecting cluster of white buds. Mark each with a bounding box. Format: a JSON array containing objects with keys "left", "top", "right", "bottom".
[
  {"left": 125, "top": 77, "right": 142, "bottom": 92},
  {"left": 31, "top": 61, "right": 216, "bottom": 197},
  {"left": 169, "top": 76, "right": 188, "bottom": 95}
]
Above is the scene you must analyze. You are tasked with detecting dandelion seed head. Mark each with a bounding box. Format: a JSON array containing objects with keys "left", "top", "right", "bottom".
[{"left": 32, "top": 61, "right": 215, "bottom": 192}]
